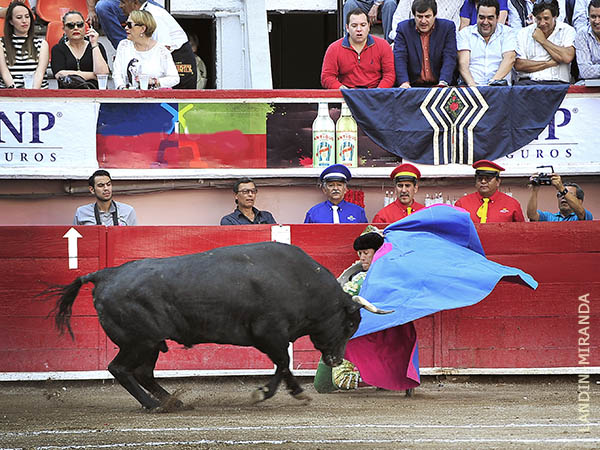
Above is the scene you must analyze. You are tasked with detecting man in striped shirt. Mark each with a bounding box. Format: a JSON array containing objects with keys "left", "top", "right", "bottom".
[{"left": 574, "top": 0, "right": 600, "bottom": 80}]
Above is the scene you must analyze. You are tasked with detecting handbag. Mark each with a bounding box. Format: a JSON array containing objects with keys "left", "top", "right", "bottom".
[{"left": 57, "top": 74, "right": 97, "bottom": 89}]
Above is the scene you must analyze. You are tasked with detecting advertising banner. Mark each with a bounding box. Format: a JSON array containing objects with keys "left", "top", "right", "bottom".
[
  {"left": 497, "top": 97, "right": 600, "bottom": 174},
  {"left": 0, "top": 101, "right": 98, "bottom": 173},
  {"left": 0, "top": 94, "right": 598, "bottom": 177}
]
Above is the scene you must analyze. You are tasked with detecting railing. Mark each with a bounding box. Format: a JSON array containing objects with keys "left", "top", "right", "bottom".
[{"left": 0, "top": 221, "right": 598, "bottom": 380}]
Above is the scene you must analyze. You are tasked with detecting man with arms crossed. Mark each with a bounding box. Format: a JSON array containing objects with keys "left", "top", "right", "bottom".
[{"left": 514, "top": 0, "right": 576, "bottom": 84}]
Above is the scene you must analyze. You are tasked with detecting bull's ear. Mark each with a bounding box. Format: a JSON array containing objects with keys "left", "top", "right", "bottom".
[{"left": 352, "top": 295, "right": 394, "bottom": 315}]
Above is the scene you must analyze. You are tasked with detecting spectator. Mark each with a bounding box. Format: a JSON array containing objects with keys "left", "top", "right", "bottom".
[
  {"left": 188, "top": 32, "right": 208, "bottom": 89},
  {"left": 454, "top": 160, "right": 525, "bottom": 223},
  {"left": 457, "top": 0, "right": 517, "bottom": 85},
  {"left": 0, "top": 1, "right": 49, "bottom": 89},
  {"left": 507, "top": 0, "right": 567, "bottom": 29},
  {"left": 373, "top": 163, "right": 425, "bottom": 223},
  {"left": 112, "top": 9, "right": 179, "bottom": 89},
  {"left": 460, "top": 0, "right": 509, "bottom": 29},
  {"left": 527, "top": 175, "right": 593, "bottom": 221},
  {"left": 393, "top": 0, "right": 457, "bottom": 88},
  {"left": 574, "top": 0, "right": 600, "bottom": 80},
  {"left": 120, "top": 0, "right": 197, "bottom": 89},
  {"left": 220, "top": 178, "right": 277, "bottom": 225},
  {"left": 322, "top": 8, "right": 395, "bottom": 89},
  {"left": 514, "top": 0, "right": 575, "bottom": 84},
  {"left": 343, "top": 0, "right": 399, "bottom": 43},
  {"left": 74, "top": 170, "right": 137, "bottom": 226},
  {"left": 390, "top": 0, "right": 464, "bottom": 40},
  {"left": 86, "top": 0, "right": 128, "bottom": 48},
  {"left": 51, "top": 10, "right": 110, "bottom": 89},
  {"left": 574, "top": 0, "right": 593, "bottom": 32},
  {"left": 304, "top": 164, "right": 368, "bottom": 223}
]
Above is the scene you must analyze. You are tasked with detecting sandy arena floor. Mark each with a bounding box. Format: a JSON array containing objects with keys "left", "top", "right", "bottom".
[{"left": 0, "top": 375, "right": 598, "bottom": 449}]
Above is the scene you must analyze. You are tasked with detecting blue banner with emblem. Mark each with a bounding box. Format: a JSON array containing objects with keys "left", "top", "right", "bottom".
[{"left": 341, "top": 85, "right": 569, "bottom": 165}]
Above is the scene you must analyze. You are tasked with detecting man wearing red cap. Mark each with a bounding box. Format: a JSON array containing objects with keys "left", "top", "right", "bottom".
[
  {"left": 373, "top": 163, "right": 425, "bottom": 223},
  {"left": 455, "top": 160, "right": 525, "bottom": 223}
]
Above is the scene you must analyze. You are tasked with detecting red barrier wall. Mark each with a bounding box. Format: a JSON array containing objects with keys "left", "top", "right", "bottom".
[{"left": 0, "top": 222, "right": 598, "bottom": 379}]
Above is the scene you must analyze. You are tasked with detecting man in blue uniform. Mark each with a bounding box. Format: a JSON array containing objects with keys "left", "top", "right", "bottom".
[{"left": 304, "top": 164, "right": 368, "bottom": 223}]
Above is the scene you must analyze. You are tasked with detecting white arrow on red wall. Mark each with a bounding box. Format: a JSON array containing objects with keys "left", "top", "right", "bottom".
[{"left": 63, "top": 228, "right": 82, "bottom": 269}]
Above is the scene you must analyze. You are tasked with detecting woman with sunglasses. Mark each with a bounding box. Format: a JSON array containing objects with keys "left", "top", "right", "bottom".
[
  {"left": 112, "top": 9, "right": 178, "bottom": 89},
  {"left": 51, "top": 10, "right": 110, "bottom": 89},
  {"left": 0, "top": 1, "right": 49, "bottom": 88}
]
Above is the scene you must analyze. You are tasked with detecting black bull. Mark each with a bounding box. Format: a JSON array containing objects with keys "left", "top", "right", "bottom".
[{"left": 43, "top": 242, "right": 389, "bottom": 410}]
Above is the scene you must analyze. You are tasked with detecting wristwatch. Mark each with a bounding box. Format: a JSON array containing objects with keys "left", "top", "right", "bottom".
[{"left": 558, "top": 188, "right": 568, "bottom": 197}]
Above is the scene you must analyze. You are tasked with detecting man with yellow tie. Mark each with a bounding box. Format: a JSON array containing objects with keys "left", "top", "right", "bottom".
[
  {"left": 373, "top": 163, "right": 425, "bottom": 223},
  {"left": 455, "top": 160, "right": 525, "bottom": 223}
]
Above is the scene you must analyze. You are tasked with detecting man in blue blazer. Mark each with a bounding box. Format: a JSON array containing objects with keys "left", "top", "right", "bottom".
[{"left": 393, "top": 0, "right": 458, "bottom": 87}]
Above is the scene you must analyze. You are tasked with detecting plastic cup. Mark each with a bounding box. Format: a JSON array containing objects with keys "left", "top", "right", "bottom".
[
  {"left": 97, "top": 74, "right": 108, "bottom": 90},
  {"left": 22, "top": 72, "right": 34, "bottom": 89},
  {"left": 139, "top": 74, "right": 149, "bottom": 90}
]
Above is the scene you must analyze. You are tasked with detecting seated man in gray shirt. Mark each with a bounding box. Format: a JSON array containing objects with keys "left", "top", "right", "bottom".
[
  {"left": 73, "top": 169, "right": 138, "bottom": 226},
  {"left": 220, "top": 177, "right": 277, "bottom": 225}
]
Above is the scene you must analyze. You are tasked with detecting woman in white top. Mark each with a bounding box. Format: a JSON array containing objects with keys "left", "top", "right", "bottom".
[
  {"left": 112, "top": 9, "right": 178, "bottom": 89},
  {"left": 0, "top": 1, "right": 49, "bottom": 89}
]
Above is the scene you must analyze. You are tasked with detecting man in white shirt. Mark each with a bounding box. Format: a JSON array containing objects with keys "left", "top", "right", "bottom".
[
  {"left": 458, "top": 0, "right": 517, "bottom": 85},
  {"left": 514, "top": 0, "right": 575, "bottom": 83}
]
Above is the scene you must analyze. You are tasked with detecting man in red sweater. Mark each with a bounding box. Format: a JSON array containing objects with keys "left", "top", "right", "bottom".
[
  {"left": 455, "top": 160, "right": 525, "bottom": 223},
  {"left": 373, "top": 163, "right": 425, "bottom": 223},
  {"left": 321, "top": 8, "right": 395, "bottom": 89}
]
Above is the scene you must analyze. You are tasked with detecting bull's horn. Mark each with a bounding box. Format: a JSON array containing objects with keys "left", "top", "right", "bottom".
[{"left": 352, "top": 295, "right": 394, "bottom": 315}]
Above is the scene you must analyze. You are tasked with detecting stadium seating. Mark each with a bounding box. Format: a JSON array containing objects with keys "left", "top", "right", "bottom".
[
  {"left": 36, "top": 0, "right": 88, "bottom": 23},
  {"left": 45, "top": 20, "right": 64, "bottom": 60}
]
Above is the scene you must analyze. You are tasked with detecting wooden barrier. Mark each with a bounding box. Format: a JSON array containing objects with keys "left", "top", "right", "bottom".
[{"left": 0, "top": 221, "right": 598, "bottom": 380}]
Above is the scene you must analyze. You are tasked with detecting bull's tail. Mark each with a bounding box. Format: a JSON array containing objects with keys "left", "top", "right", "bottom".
[{"left": 39, "top": 273, "right": 95, "bottom": 339}]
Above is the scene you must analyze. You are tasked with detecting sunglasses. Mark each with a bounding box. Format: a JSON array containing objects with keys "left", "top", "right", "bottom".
[
  {"left": 124, "top": 21, "right": 142, "bottom": 29},
  {"left": 237, "top": 189, "right": 258, "bottom": 195},
  {"left": 65, "top": 21, "right": 85, "bottom": 29}
]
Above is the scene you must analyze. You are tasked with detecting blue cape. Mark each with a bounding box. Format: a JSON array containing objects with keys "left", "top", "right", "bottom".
[{"left": 354, "top": 205, "right": 537, "bottom": 338}]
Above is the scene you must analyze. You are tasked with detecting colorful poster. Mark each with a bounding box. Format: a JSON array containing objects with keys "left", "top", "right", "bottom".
[
  {"left": 97, "top": 103, "right": 272, "bottom": 169},
  {"left": 0, "top": 101, "right": 97, "bottom": 172}
]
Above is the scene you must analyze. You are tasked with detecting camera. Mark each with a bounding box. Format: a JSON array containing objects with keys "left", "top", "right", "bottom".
[{"left": 530, "top": 165, "right": 554, "bottom": 186}]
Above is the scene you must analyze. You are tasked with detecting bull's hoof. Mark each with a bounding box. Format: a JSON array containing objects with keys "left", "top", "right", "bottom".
[
  {"left": 251, "top": 387, "right": 268, "bottom": 404},
  {"left": 292, "top": 391, "right": 312, "bottom": 404},
  {"left": 152, "top": 395, "right": 188, "bottom": 413},
  {"left": 405, "top": 388, "right": 414, "bottom": 397}
]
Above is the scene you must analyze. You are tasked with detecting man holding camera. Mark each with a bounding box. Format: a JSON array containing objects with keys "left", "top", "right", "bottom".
[{"left": 527, "top": 174, "right": 593, "bottom": 221}]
